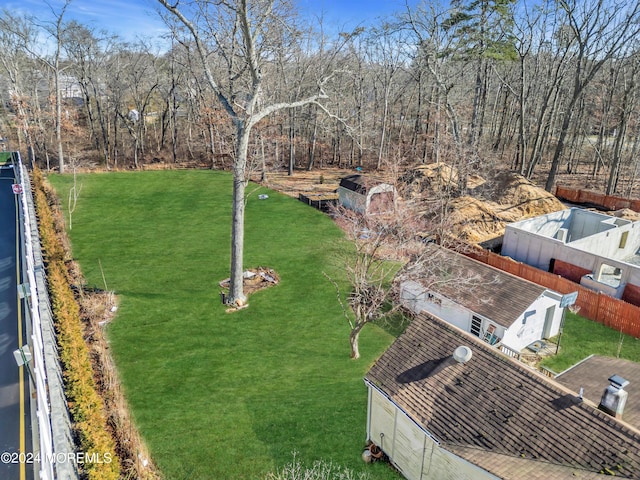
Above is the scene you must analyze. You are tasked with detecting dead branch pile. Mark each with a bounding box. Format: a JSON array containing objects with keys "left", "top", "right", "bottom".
[{"left": 219, "top": 267, "right": 280, "bottom": 296}]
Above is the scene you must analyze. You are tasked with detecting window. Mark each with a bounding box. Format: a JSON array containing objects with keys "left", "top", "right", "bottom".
[
  {"left": 484, "top": 324, "right": 499, "bottom": 345},
  {"left": 471, "top": 316, "right": 482, "bottom": 337},
  {"left": 619, "top": 231, "right": 629, "bottom": 249}
]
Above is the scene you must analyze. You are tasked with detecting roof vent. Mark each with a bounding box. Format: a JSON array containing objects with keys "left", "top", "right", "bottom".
[
  {"left": 599, "top": 375, "right": 629, "bottom": 419},
  {"left": 453, "top": 346, "right": 472, "bottom": 364}
]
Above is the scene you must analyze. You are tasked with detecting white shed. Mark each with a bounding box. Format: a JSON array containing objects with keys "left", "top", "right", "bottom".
[
  {"left": 399, "top": 244, "right": 564, "bottom": 353},
  {"left": 337, "top": 174, "right": 396, "bottom": 214}
]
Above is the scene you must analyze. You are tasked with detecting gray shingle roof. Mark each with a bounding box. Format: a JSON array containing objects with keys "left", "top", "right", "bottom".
[
  {"left": 366, "top": 313, "right": 640, "bottom": 478},
  {"left": 556, "top": 355, "right": 640, "bottom": 430},
  {"left": 410, "top": 244, "right": 548, "bottom": 328}
]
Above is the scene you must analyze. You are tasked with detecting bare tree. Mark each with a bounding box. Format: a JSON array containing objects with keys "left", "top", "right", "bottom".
[
  {"left": 62, "top": 22, "right": 117, "bottom": 167},
  {"left": 365, "top": 23, "right": 407, "bottom": 170},
  {"left": 49, "top": 0, "right": 70, "bottom": 173},
  {"left": 114, "top": 42, "right": 163, "bottom": 168},
  {"left": 158, "top": 0, "right": 331, "bottom": 305},
  {"left": 402, "top": 4, "right": 464, "bottom": 161},
  {"left": 328, "top": 208, "right": 400, "bottom": 359},
  {"left": 327, "top": 187, "right": 427, "bottom": 359},
  {"left": 544, "top": 0, "right": 640, "bottom": 192},
  {"left": 0, "top": 11, "right": 39, "bottom": 158},
  {"left": 0, "top": 1, "right": 73, "bottom": 171}
]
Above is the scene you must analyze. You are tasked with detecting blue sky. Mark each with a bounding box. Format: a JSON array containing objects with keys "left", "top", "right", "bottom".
[
  {"left": 298, "top": 0, "right": 417, "bottom": 27},
  {"left": 0, "top": 0, "right": 167, "bottom": 42},
  {"left": 0, "top": 0, "right": 419, "bottom": 43}
]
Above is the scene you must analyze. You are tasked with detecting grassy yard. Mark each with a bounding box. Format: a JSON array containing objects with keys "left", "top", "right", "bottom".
[
  {"left": 48, "top": 170, "right": 400, "bottom": 480},
  {"left": 541, "top": 311, "right": 640, "bottom": 373}
]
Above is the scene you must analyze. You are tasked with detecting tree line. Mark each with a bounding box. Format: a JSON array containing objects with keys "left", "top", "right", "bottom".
[{"left": 1, "top": 0, "right": 640, "bottom": 197}]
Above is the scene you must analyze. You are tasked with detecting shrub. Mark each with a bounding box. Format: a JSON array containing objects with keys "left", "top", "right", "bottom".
[{"left": 32, "top": 168, "right": 121, "bottom": 480}]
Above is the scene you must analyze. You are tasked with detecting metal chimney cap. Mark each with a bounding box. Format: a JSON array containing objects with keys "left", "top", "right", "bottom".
[{"left": 608, "top": 374, "right": 630, "bottom": 389}]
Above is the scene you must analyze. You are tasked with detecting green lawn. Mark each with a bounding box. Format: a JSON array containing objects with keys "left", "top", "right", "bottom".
[
  {"left": 541, "top": 312, "right": 640, "bottom": 373},
  {"left": 48, "top": 170, "right": 399, "bottom": 480}
]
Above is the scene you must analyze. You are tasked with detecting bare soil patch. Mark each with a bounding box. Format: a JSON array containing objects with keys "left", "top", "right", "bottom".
[{"left": 258, "top": 168, "right": 356, "bottom": 197}]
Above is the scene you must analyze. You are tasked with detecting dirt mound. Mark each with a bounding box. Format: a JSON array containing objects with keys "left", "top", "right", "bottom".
[
  {"left": 262, "top": 166, "right": 566, "bottom": 245},
  {"left": 446, "top": 196, "right": 508, "bottom": 244},
  {"left": 401, "top": 164, "right": 487, "bottom": 198},
  {"left": 444, "top": 172, "right": 566, "bottom": 244},
  {"left": 611, "top": 208, "right": 640, "bottom": 221},
  {"left": 401, "top": 163, "right": 459, "bottom": 197},
  {"left": 489, "top": 171, "right": 566, "bottom": 217}
]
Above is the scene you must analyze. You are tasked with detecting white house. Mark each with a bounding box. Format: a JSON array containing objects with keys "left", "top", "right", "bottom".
[
  {"left": 502, "top": 207, "right": 640, "bottom": 301},
  {"left": 364, "top": 313, "right": 640, "bottom": 480},
  {"left": 399, "top": 244, "right": 565, "bottom": 353},
  {"left": 337, "top": 174, "right": 397, "bottom": 214}
]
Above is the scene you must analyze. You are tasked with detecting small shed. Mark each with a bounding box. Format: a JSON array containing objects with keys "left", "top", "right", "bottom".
[
  {"left": 399, "top": 244, "right": 564, "bottom": 353},
  {"left": 337, "top": 174, "right": 396, "bottom": 214}
]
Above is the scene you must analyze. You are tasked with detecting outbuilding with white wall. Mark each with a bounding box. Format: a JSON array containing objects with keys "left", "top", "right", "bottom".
[
  {"left": 337, "top": 174, "right": 397, "bottom": 214},
  {"left": 364, "top": 313, "right": 640, "bottom": 479},
  {"left": 399, "top": 244, "right": 564, "bottom": 353}
]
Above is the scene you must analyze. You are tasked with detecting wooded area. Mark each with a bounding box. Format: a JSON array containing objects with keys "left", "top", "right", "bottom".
[{"left": 1, "top": 0, "right": 640, "bottom": 196}]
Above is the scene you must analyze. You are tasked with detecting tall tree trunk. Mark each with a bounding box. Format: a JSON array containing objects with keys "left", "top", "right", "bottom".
[
  {"left": 607, "top": 74, "right": 636, "bottom": 194},
  {"left": 306, "top": 105, "right": 318, "bottom": 171},
  {"left": 55, "top": 68, "right": 65, "bottom": 172},
  {"left": 526, "top": 87, "right": 561, "bottom": 179},
  {"left": 288, "top": 109, "right": 295, "bottom": 175},
  {"left": 516, "top": 54, "right": 527, "bottom": 175},
  {"left": 545, "top": 106, "right": 575, "bottom": 192},
  {"left": 377, "top": 86, "right": 389, "bottom": 170},
  {"left": 228, "top": 122, "right": 249, "bottom": 304},
  {"left": 349, "top": 324, "right": 363, "bottom": 360},
  {"left": 625, "top": 128, "right": 640, "bottom": 197}
]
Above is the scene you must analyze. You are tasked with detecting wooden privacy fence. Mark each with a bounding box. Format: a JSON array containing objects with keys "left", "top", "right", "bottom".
[
  {"left": 462, "top": 247, "right": 640, "bottom": 340},
  {"left": 555, "top": 185, "right": 640, "bottom": 212}
]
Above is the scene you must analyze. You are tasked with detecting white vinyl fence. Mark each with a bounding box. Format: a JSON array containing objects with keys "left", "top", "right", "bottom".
[{"left": 14, "top": 153, "right": 79, "bottom": 480}]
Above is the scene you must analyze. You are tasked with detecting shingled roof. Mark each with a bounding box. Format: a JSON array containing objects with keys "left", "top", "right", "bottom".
[
  {"left": 366, "top": 313, "right": 640, "bottom": 478},
  {"left": 556, "top": 355, "right": 640, "bottom": 430},
  {"left": 406, "top": 243, "right": 549, "bottom": 328}
]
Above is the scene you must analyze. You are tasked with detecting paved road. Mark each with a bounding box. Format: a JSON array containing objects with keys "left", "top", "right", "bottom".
[{"left": 0, "top": 164, "right": 33, "bottom": 480}]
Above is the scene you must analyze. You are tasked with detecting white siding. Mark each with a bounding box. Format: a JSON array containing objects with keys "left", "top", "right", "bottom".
[
  {"left": 501, "top": 293, "right": 563, "bottom": 352},
  {"left": 369, "top": 386, "right": 397, "bottom": 456},
  {"left": 367, "top": 386, "right": 498, "bottom": 480},
  {"left": 504, "top": 209, "right": 640, "bottom": 295},
  {"left": 400, "top": 281, "right": 471, "bottom": 332},
  {"left": 394, "top": 411, "right": 426, "bottom": 479}
]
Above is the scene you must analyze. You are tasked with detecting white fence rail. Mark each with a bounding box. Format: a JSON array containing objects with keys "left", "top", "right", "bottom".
[{"left": 14, "top": 153, "right": 79, "bottom": 480}]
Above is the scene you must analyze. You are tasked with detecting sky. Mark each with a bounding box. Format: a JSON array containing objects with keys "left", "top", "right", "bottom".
[{"left": 0, "top": 0, "right": 419, "bottom": 44}]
